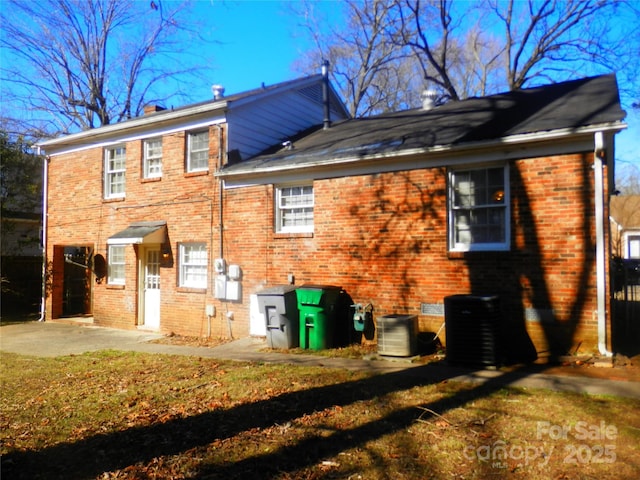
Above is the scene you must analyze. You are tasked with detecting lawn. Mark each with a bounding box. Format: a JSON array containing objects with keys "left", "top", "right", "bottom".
[{"left": 1, "top": 350, "right": 639, "bottom": 479}]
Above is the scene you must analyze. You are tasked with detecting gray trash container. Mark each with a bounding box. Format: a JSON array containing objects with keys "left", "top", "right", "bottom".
[{"left": 256, "top": 286, "right": 299, "bottom": 349}]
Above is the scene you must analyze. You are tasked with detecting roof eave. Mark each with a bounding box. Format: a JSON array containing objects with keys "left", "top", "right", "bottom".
[
  {"left": 38, "top": 100, "right": 229, "bottom": 150},
  {"left": 217, "top": 121, "right": 627, "bottom": 183}
]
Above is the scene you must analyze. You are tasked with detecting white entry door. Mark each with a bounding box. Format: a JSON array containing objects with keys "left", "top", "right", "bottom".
[{"left": 143, "top": 248, "right": 161, "bottom": 329}]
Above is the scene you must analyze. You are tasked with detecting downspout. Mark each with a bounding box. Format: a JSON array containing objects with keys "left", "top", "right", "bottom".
[
  {"left": 213, "top": 124, "right": 224, "bottom": 259},
  {"left": 37, "top": 148, "right": 48, "bottom": 322},
  {"left": 594, "top": 131, "right": 612, "bottom": 357}
]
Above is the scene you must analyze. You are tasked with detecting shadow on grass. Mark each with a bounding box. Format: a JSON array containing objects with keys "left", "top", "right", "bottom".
[{"left": 2, "top": 362, "right": 552, "bottom": 479}]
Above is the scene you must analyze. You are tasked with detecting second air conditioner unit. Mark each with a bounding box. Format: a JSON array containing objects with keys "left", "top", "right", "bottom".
[{"left": 377, "top": 314, "right": 418, "bottom": 357}]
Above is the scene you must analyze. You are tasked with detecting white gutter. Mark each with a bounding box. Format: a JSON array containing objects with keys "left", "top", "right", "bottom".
[
  {"left": 217, "top": 121, "right": 626, "bottom": 181},
  {"left": 37, "top": 148, "right": 48, "bottom": 322},
  {"left": 594, "top": 131, "right": 612, "bottom": 357},
  {"left": 38, "top": 100, "right": 228, "bottom": 149}
]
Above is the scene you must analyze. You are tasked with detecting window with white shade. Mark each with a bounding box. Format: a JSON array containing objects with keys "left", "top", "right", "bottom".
[
  {"left": 108, "top": 245, "right": 126, "bottom": 285},
  {"left": 143, "top": 138, "right": 162, "bottom": 178},
  {"left": 628, "top": 235, "right": 640, "bottom": 258},
  {"left": 449, "top": 165, "right": 509, "bottom": 251},
  {"left": 179, "top": 243, "right": 207, "bottom": 288},
  {"left": 275, "top": 185, "right": 314, "bottom": 233},
  {"left": 104, "top": 146, "right": 126, "bottom": 198},
  {"left": 187, "top": 130, "right": 209, "bottom": 172}
]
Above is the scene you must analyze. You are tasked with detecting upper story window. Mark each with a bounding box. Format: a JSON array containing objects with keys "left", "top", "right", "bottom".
[
  {"left": 107, "top": 245, "right": 126, "bottom": 285},
  {"left": 275, "top": 184, "right": 314, "bottom": 233},
  {"left": 104, "top": 145, "right": 126, "bottom": 199},
  {"left": 187, "top": 130, "right": 209, "bottom": 172},
  {"left": 143, "top": 138, "right": 162, "bottom": 178},
  {"left": 179, "top": 242, "right": 208, "bottom": 288},
  {"left": 449, "top": 165, "right": 509, "bottom": 251}
]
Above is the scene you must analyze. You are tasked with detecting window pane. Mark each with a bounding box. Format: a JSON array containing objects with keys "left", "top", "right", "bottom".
[
  {"left": 144, "top": 138, "right": 162, "bottom": 178},
  {"left": 180, "top": 243, "right": 207, "bottom": 288},
  {"left": 108, "top": 245, "right": 125, "bottom": 284},
  {"left": 451, "top": 166, "right": 507, "bottom": 250},
  {"left": 105, "top": 146, "right": 126, "bottom": 198},
  {"left": 188, "top": 131, "right": 208, "bottom": 171},
  {"left": 277, "top": 185, "right": 314, "bottom": 232}
]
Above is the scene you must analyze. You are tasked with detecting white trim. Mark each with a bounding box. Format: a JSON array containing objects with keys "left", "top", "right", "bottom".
[
  {"left": 448, "top": 163, "right": 510, "bottom": 252},
  {"left": 179, "top": 242, "right": 208, "bottom": 288},
  {"left": 220, "top": 123, "right": 625, "bottom": 186},
  {"left": 39, "top": 103, "right": 227, "bottom": 149},
  {"left": 41, "top": 118, "right": 225, "bottom": 157},
  {"left": 186, "top": 130, "right": 210, "bottom": 173},
  {"left": 275, "top": 183, "right": 314, "bottom": 233},
  {"left": 104, "top": 145, "right": 126, "bottom": 199},
  {"left": 594, "top": 131, "right": 612, "bottom": 357},
  {"left": 143, "top": 137, "right": 163, "bottom": 178},
  {"left": 107, "top": 245, "right": 126, "bottom": 285}
]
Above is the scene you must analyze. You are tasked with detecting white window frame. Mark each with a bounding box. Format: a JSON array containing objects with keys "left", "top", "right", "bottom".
[
  {"left": 187, "top": 130, "right": 209, "bottom": 172},
  {"left": 627, "top": 234, "right": 640, "bottom": 259},
  {"left": 179, "top": 242, "right": 208, "bottom": 288},
  {"left": 275, "top": 184, "right": 314, "bottom": 233},
  {"left": 108, "top": 245, "right": 126, "bottom": 285},
  {"left": 449, "top": 164, "right": 510, "bottom": 252},
  {"left": 143, "top": 138, "right": 162, "bottom": 178},
  {"left": 104, "top": 145, "right": 126, "bottom": 198}
]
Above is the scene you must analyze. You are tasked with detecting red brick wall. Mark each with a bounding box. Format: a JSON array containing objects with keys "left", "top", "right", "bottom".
[
  {"left": 46, "top": 126, "right": 225, "bottom": 336},
  {"left": 47, "top": 125, "right": 608, "bottom": 356},
  {"left": 222, "top": 152, "right": 606, "bottom": 356}
]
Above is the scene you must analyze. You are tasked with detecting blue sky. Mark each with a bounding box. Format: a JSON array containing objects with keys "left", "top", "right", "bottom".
[
  {"left": 194, "top": 0, "right": 638, "bottom": 172},
  {"left": 199, "top": 1, "right": 315, "bottom": 93}
]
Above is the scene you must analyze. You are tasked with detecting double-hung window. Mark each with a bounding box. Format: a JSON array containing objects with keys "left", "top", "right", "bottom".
[
  {"left": 108, "top": 245, "right": 126, "bottom": 285},
  {"left": 276, "top": 185, "right": 314, "bottom": 233},
  {"left": 179, "top": 243, "right": 208, "bottom": 288},
  {"left": 104, "top": 146, "right": 126, "bottom": 198},
  {"left": 187, "top": 130, "right": 209, "bottom": 172},
  {"left": 449, "top": 165, "right": 509, "bottom": 251},
  {"left": 143, "top": 138, "right": 162, "bottom": 178}
]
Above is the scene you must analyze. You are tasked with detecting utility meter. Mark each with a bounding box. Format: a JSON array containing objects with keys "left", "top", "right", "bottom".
[{"left": 214, "top": 258, "right": 226, "bottom": 273}]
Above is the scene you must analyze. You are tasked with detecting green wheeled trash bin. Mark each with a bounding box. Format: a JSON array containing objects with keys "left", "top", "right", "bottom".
[{"left": 297, "top": 285, "right": 342, "bottom": 350}]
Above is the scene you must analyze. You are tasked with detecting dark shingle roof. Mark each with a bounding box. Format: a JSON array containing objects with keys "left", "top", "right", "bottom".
[{"left": 220, "top": 74, "right": 625, "bottom": 176}]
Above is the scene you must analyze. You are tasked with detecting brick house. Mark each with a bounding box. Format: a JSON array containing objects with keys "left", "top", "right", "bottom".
[
  {"left": 40, "top": 73, "right": 626, "bottom": 361},
  {"left": 38, "top": 73, "right": 349, "bottom": 334},
  {"left": 216, "top": 74, "right": 626, "bottom": 361}
]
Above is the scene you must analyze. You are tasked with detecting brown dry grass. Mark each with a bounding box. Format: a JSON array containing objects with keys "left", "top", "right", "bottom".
[{"left": 1, "top": 350, "right": 639, "bottom": 479}]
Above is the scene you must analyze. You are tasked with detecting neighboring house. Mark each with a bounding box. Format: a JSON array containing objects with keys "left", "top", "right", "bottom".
[
  {"left": 38, "top": 73, "right": 349, "bottom": 329},
  {"left": 0, "top": 151, "right": 43, "bottom": 317},
  {"left": 0, "top": 211, "right": 43, "bottom": 316},
  {"left": 610, "top": 195, "right": 640, "bottom": 259},
  {"left": 40, "top": 73, "right": 627, "bottom": 360}
]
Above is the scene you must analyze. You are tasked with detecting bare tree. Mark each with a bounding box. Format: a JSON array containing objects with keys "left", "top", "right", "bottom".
[
  {"left": 0, "top": 131, "right": 42, "bottom": 255},
  {"left": 0, "top": 0, "right": 208, "bottom": 138},
  {"left": 302, "top": 0, "right": 635, "bottom": 112},
  {"left": 489, "top": 0, "right": 621, "bottom": 90},
  {"left": 616, "top": 163, "right": 640, "bottom": 196},
  {"left": 294, "top": 0, "right": 420, "bottom": 117},
  {"left": 396, "top": 0, "right": 467, "bottom": 102},
  {"left": 395, "top": 0, "right": 633, "bottom": 101}
]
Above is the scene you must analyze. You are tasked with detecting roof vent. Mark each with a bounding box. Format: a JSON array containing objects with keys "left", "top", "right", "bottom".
[
  {"left": 212, "top": 84, "right": 225, "bottom": 100},
  {"left": 421, "top": 90, "right": 437, "bottom": 110}
]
